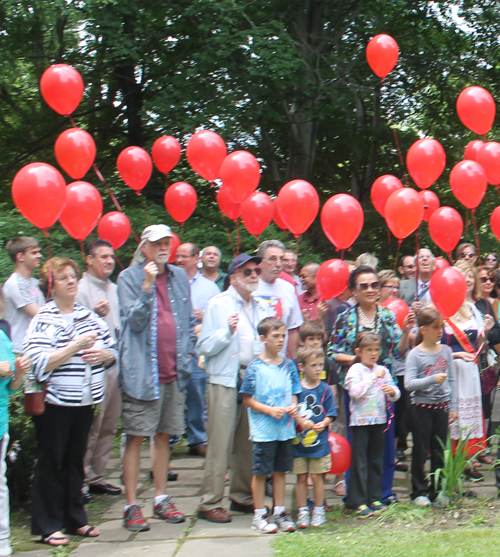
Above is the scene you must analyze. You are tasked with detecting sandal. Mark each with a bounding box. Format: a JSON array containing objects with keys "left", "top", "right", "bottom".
[
  {"left": 477, "top": 455, "right": 493, "bottom": 465},
  {"left": 72, "top": 525, "right": 100, "bottom": 537},
  {"left": 334, "top": 480, "right": 346, "bottom": 497},
  {"left": 42, "top": 532, "right": 70, "bottom": 547}
]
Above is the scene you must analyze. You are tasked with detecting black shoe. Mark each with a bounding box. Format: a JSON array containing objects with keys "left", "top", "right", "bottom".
[
  {"left": 395, "top": 462, "right": 408, "bottom": 472},
  {"left": 229, "top": 500, "right": 255, "bottom": 514},
  {"left": 396, "top": 450, "right": 406, "bottom": 462},
  {"left": 82, "top": 490, "right": 95, "bottom": 505},
  {"left": 149, "top": 470, "right": 179, "bottom": 481},
  {"left": 89, "top": 482, "right": 122, "bottom": 495}
]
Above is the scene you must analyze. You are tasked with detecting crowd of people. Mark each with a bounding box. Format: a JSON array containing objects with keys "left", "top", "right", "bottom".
[{"left": 1, "top": 229, "right": 500, "bottom": 553}]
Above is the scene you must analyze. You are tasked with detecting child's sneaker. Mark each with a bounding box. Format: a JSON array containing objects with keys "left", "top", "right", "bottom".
[
  {"left": 413, "top": 496, "right": 432, "bottom": 507},
  {"left": 274, "top": 512, "right": 296, "bottom": 532},
  {"left": 370, "top": 500, "right": 388, "bottom": 514},
  {"left": 355, "top": 504, "right": 374, "bottom": 519},
  {"left": 296, "top": 508, "right": 310, "bottom": 529},
  {"left": 123, "top": 504, "right": 150, "bottom": 531},
  {"left": 311, "top": 507, "right": 327, "bottom": 527},
  {"left": 251, "top": 513, "right": 278, "bottom": 533},
  {"left": 153, "top": 496, "right": 185, "bottom": 523}
]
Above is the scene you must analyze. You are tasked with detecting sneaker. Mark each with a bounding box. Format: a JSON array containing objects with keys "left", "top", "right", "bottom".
[
  {"left": 0, "top": 538, "right": 12, "bottom": 557},
  {"left": 370, "top": 500, "right": 388, "bottom": 513},
  {"left": 123, "top": 504, "right": 150, "bottom": 532},
  {"left": 153, "top": 496, "right": 186, "bottom": 523},
  {"left": 413, "top": 496, "right": 432, "bottom": 507},
  {"left": 274, "top": 512, "right": 295, "bottom": 532},
  {"left": 311, "top": 507, "right": 327, "bottom": 527},
  {"left": 251, "top": 513, "right": 278, "bottom": 534},
  {"left": 296, "top": 509, "right": 310, "bottom": 529},
  {"left": 355, "top": 505, "right": 374, "bottom": 519}
]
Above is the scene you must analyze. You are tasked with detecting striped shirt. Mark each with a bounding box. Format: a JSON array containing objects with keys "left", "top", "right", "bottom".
[{"left": 23, "top": 301, "right": 118, "bottom": 406}]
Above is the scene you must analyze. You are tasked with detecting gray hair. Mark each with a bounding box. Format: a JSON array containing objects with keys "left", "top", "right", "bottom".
[
  {"left": 356, "top": 253, "right": 379, "bottom": 270},
  {"left": 257, "top": 239, "right": 286, "bottom": 259},
  {"left": 414, "top": 248, "right": 435, "bottom": 264}
]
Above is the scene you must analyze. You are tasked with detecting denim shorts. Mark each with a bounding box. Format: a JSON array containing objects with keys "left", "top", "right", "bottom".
[{"left": 252, "top": 439, "right": 294, "bottom": 476}]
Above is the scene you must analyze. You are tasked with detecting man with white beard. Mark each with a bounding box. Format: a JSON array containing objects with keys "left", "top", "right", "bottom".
[{"left": 196, "top": 254, "right": 273, "bottom": 523}]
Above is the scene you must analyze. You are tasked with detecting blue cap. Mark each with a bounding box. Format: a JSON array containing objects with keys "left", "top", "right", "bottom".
[{"left": 228, "top": 253, "right": 262, "bottom": 275}]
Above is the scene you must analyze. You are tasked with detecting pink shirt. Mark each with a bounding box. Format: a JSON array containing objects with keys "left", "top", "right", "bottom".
[{"left": 298, "top": 291, "right": 320, "bottom": 320}]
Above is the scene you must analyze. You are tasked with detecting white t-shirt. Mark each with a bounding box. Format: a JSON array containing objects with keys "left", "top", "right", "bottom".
[
  {"left": 254, "top": 278, "right": 304, "bottom": 356},
  {"left": 3, "top": 273, "right": 45, "bottom": 352}
]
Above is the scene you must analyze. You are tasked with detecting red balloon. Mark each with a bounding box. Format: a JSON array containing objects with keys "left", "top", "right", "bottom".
[
  {"left": 366, "top": 34, "right": 399, "bottom": 79},
  {"left": 277, "top": 180, "right": 319, "bottom": 236},
  {"left": 240, "top": 192, "right": 274, "bottom": 236},
  {"left": 168, "top": 232, "right": 181, "bottom": 263},
  {"left": 371, "top": 175, "right": 403, "bottom": 217},
  {"left": 407, "top": 138, "right": 446, "bottom": 190},
  {"left": 164, "top": 182, "right": 197, "bottom": 224},
  {"left": 419, "top": 190, "right": 440, "bottom": 222},
  {"left": 457, "top": 86, "right": 496, "bottom": 135},
  {"left": 477, "top": 142, "right": 500, "bottom": 186},
  {"left": 490, "top": 206, "right": 500, "bottom": 242},
  {"left": 385, "top": 188, "right": 424, "bottom": 240},
  {"left": 117, "top": 146, "right": 152, "bottom": 191},
  {"left": 186, "top": 130, "right": 227, "bottom": 181},
  {"left": 449, "top": 160, "right": 487, "bottom": 209},
  {"left": 54, "top": 128, "right": 96, "bottom": 180},
  {"left": 151, "top": 136, "right": 181, "bottom": 174},
  {"left": 97, "top": 212, "right": 131, "bottom": 250},
  {"left": 219, "top": 151, "right": 261, "bottom": 204},
  {"left": 327, "top": 433, "right": 352, "bottom": 475},
  {"left": 321, "top": 194, "right": 363, "bottom": 250},
  {"left": 40, "top": 64, "right": 84, "bottom": 116},
  {"left": 316, "top": 260, "right": 350, "bottom": 300},
  {"left": 434, "top": 257, "right": 450, "bottom": 273},
  {"left": 381, "top": 298, "right": 409, "bottom": 329},
  {"left": 464, "top": 140, "right": 484, "bottom": 162},
  {"left": 272, "top": 198, "right": 287, "bottom": 230},
  {"left": 428, "top": 206, "right": 463, "bottom": 253},
  {"left": 216, "top": 186, "right": 241, "bottom": 221},
  {"left": 430, "top": 267, "right": 467, "bottom": 318},
  {"left": 59, "top": 181, "right": 103, "bottom": 240},
  {"left": 12, "top": 163, "right": 66, "bottom": 229}
]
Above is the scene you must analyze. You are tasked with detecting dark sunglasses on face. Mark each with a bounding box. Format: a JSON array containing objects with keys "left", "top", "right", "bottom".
[
  {"left": 485, "top": 257, "right": 498, "bottom": 263},
  {"left": 460, "top": 252, "right": 476, "bottom": 259},
  {"left": 240, "top": 267, "right": 261, "bottom": 277},
  {"left": 480, "top": 276, "right": 494, "bottom": 284},
  {"left": 357, "top": 281, "right": 380, "bottom": 291}
]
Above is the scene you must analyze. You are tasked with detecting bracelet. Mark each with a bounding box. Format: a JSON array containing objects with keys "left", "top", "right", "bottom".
[{"left": 10, "top": 363, "right": 16, "bottom": 377}]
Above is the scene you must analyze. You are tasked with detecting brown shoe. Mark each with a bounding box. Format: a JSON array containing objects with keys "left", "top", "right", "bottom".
[
  {"left": 188, "top": 444, "right": 207, "bottom": 457},
  {"left": 198, "top": 507, "right": 232, "bottom": 523},
  {"left": 229, "top": 500, "right": 255, "bottom": 514}
]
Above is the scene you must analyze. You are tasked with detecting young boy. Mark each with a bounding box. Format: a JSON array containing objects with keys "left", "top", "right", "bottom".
[
  {"left": 298, "top": 321, "right": 339, "bottom": 387},
  {"left": 240, "top": 317, "right": 302, "bottom": 534},
  {"left": 293, "top": 347, "right": 337, "bottom": 528}
]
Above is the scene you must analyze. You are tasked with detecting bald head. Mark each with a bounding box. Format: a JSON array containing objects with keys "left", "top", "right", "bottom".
[{"left": 299, "top": 263, "right": 319, "bottom": 294}]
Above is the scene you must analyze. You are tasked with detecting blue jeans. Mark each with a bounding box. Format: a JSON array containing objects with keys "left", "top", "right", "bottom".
[{"left": 186, "top": 360, "right": 207, "bottom": 448}]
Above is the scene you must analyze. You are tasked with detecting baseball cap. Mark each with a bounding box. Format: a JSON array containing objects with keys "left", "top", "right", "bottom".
[
  {"left": 141, "top": 224, "right": 173, "bottom": 242},
  {"left": 228, "top": 253, "right": 262, "bottom": 275}
]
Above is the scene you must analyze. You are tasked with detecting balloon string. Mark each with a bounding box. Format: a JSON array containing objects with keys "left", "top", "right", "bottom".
[
  {"left": 236, "top": 218, "right": 240, "bottom": 257},
  {"left": 447, "top": 252, "right": 454, "bottom": 265},
  {"left": 296, "top": 235, "right": 300, "bottom": 257},
  {"left": 219, "top": 211, "right": 235, "bottom": 254},
  {"left": 390, "top": 117, "right": 410, "bottom": 186},
  {"left": 414, "top": 224, "right": 421, "bottom": 301},
  {"left": 79, "top": 240, "right": 85, "bottom": 263},
  {"left": 68, "top": 116, "right": 78, "bottom": 129},
  {"left": 113, "top": 254, "right": 125, "bottom": 270},
  {"left": 340, "top": 249, "right": 344, "bottom": 261},
  {"left": 140, "top": 196, "right": 151, "bottom": 223},
  {"left": 484, "top": 134, "right": 487, "bottom": 142},
  {"left": 465, "top": 208, "right": 469, "bottom": 233},
  {"left": 471, "top": 209, "right": 482, "bottom": 265},
  {"left": 181, "top": 222, "right": 185, "bottom": 239},
  {"left": 164, "top": 174, "right": 169, "bottom": 189},
  {"left": 43, "top": 230, "right": 52, "bottom": 259},
  {"left": 394, "top": 239, "right": 401, "bottom": 274}
]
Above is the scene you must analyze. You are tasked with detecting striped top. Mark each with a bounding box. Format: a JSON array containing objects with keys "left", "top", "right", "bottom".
[{"left": 23, "top": 301, "right": 118, "bottom": 406}]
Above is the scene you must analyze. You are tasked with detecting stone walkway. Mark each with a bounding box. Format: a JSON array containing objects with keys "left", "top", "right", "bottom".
[{"left": 14, "top": 445, "right": 500, "bottom": 557}]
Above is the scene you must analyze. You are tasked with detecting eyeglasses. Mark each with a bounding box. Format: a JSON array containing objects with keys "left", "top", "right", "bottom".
[
  {"left": 55, "top": 274, "right": 77, "bottom": 283},
  {"left": 240, "top": 267, "right": 261, "bottom": 277},
  {"left": 381, "top": 284, "right": 399, "bottom": 291},
  {"left": 480, "top": 276, "right": 494, "bottom": 284},
  {"left": 460, "top": 252, "right": 476, "bottom": 259},
  {"left": 357, "top": 281, "right": 380, "bottom": 291},
  {"left": 485, "top": 257, "right": 498, "bottom": 263}
]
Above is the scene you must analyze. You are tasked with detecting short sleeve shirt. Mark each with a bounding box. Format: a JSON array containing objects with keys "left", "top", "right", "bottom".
[
  {"left": 240, "top": 357, "right": 302, "bottom": 442},
  {"left": 3, "top": 273, "right": 44, "bottom": 352}
]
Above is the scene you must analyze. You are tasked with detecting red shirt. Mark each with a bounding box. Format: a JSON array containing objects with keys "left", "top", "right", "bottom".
[
  {"left": 156, "top": 272, "right": 177, "bottom": 383},
  {"left": 298, "top": 291, "right": 320, "bottom": 320}
]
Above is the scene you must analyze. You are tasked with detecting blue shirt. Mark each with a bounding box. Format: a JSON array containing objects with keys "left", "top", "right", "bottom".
[
  {"left": 0, "top": 329, "right": 17, "bottom": 439},
  {"left": 293, "top": 382, "right": 337, "bottom": 459},
  {"left": 240, "top": 357, "right": 302, "bottom": 442},
  {"left": 190, "top": 272, "right": 220, "bottom": 314}
]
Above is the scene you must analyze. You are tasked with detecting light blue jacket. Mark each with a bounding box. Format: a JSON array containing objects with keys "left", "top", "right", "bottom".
[
  {"left": 0, "top": 330, "right": 18, "bottom": 439},
  {"left": 196, "top": 286, "right": 272, "bottom": 388}
]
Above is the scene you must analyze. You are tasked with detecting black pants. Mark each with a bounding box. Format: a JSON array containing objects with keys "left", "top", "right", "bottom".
[
  {"left": 410, "top": 404, "right": 448, "bottom": 501},
  {"left": 395, "top": 381, "right": 411, "bottom": 452},
  {"left": 32, "top": 403, "right": 94, "bottom": 536},
  {"left": 346, "top": 424, "right": 385, "bottom": 508}
]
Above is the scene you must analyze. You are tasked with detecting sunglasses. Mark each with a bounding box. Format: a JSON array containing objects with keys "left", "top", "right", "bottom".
[
  {"left": 240, "top": 267, "right": 261, "bottom": 277},
  {"left": 480, "top": 276, "right": 494, "bottom": 284},
  {"left": 460, "top": 252, "right": 476, "bottom": 259},
  {"left": 357, "top": 281, "right": 380, "bottom": 291},
  {"left": 485, "top": 257, "right": 498, "bottom": 263}
]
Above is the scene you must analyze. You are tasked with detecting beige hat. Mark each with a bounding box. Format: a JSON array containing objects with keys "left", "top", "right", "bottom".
[{"left": 140, "top": 224, "right": 173, "bottom": 242}]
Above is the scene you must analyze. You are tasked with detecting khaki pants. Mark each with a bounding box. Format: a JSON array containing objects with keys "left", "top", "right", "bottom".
[
  {"left": 84, "top": 367, "right": 121, "bottom": 486},
  {"left": 200, "top": 383, "right": 253, "bottom": 511}
]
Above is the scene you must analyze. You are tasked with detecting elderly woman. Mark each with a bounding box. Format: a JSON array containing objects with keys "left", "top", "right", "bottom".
[
  {"left": 328, "top": 265, "right": 413, "bottom": 505},
  {"left": 23, "top": 258, "right": 117, "bottom": 547},
  {"left": 442, "top": 262, "right": 494, "bottom": 477}
]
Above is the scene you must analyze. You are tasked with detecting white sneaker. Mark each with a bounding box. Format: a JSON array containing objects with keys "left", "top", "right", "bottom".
[
  {"left": 413, "top": 496, "right": 431, "bottom": 507},
  {"left": 251, "top": 513, "right": 278, "bottom": 534},
  {"left": 296, "top": 509, "right": 310, "bottom": 529},
  {"left": 274, "top": 512, "right": 295, "bottom": 532},
  {"left": 0, "top": 538, "right": 12, "bottom": 557},
  {"left": 311, "top": 507, "right": 327, "bottom": 527}
]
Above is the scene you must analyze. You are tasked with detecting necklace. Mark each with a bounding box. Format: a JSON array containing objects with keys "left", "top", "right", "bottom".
[{"left": 358, "top": 306, "right": 376, "bottom": 329}]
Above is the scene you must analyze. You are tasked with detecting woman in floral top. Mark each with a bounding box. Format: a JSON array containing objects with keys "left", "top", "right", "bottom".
[{"left": 327, "top": 265, "right": 414, "bottom": 505}]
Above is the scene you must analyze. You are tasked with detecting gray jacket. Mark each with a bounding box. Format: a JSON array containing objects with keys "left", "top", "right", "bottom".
[{"left": 118, "top": 262, "right": 197, "bottom": 401}]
